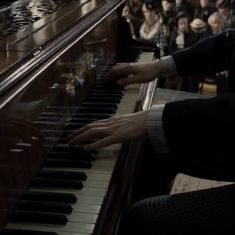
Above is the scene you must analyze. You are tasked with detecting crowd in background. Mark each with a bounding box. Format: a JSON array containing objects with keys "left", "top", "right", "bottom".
[{"left": 122, "top": 0, "right": 235, "bottom": 93}]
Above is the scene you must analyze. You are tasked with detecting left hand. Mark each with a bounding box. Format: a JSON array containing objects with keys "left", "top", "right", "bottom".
[{"left": 68, "top": 110, "right": 149, "bottom": 150}]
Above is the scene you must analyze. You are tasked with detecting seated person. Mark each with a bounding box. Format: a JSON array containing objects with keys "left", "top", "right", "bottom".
[
  {"left": 216, "top": 0, "right": 235, "bottom": 29},
  {"left": 169, "top": 11, "right": 198, "bottom": 53},
  {"left": 200, "top": 12, "right": 228, "bottom": 93},
  {"left": 122, "top": 0, "right": 144, "bottom": 37},
  {"left": 139, "top": 2, "right": 162, "bottom": 45},
  {"left": 168, "top": 11, "right": 200, "bottom": 92},
  {"left": 190, "top": 18, "right": 207, "bottom": 40},
  {"left": 201, "top": 11, "right": 225, "bottom": 39}
]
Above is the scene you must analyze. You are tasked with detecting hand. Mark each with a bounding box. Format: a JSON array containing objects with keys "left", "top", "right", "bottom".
[
  {"left": 68, "top": 111, "right": 149, "bottom": 150},
  {"left": 106, "top": 60, "right": 162, "bottom": 86}
]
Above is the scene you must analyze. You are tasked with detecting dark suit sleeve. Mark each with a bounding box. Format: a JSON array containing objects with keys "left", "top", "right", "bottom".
[
  {"left": 172, "top": 29, "right": 235, "bottom": 76},
  {"left": 162, "top": 93, "right": 235, "bottom": 155}
]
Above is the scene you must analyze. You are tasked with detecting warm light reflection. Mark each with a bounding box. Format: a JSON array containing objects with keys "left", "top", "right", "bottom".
[{"left": 81, "top": 0, "right": 96, "bottom": 14}]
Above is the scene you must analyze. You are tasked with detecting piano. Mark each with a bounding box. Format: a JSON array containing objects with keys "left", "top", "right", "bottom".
[{"left": 0, "top": 0, "right": 159, "bottom": 234}]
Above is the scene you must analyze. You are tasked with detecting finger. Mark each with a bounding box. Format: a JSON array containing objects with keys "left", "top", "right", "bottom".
[
  {"left": 116, "top": 73, "right": 145, "bottom": 86},
  {"left": 68, "top": 120, "right": 111, "bottom": 140},
  {"left": 81, "top": 135, "right": 119, "bottom": 150},
  {"left": 112, "top": 63, "right": 135, "bottom": 74},
  {"left": 106, "top": 63, "right": 135, "bottom": 81},
  {"left": 69, "top": 127, "right": 111, "bottom": 146}
]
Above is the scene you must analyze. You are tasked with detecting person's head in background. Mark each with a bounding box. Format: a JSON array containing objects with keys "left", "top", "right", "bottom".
[
  {"left": 161, "top": 0, "right": 175, "bottom": 13},
  {"left": 175, "top": 0, "right": 183, "bottom": 7},
  {"left": 142, "top": 0, "right": 158, "bottom": 24},
  {"left": 175, "top": 11, "right": 190, "bottom": 32},
  {"left": 216, "top": 0, "right": 231, "bottom": 17},
  {"left": 130, "top": 0, "right": 143, "bottom": 7},
  {"left": 208, "top": 11, "right": 225, "bottom": 33},
  {"left": 200, "top": 0, "right": 211, "bottom": 8}
]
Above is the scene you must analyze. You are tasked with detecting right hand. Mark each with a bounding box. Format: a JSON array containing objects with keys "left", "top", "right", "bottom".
[
  {"left": 106, "top": 60, "right": 162, "bottom": 86},
  {"left": 68, "top": 110, "right": 149, "bottom": 150}
]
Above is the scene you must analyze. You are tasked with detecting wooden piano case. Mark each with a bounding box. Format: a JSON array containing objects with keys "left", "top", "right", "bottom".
[{"left": 0, "top": 0, "right": 159, "bottom": 234}]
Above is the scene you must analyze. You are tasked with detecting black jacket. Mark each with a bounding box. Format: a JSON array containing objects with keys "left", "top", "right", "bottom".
[
  {"left": 172, "top": 29, "right": 235, "bottom": 92},
  {"left": 162, "top": 30, "right": 235, "bottom": 157}
]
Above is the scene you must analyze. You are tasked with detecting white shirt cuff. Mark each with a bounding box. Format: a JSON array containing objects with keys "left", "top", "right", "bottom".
[
  {"left": 160, "top": 55, "right": 177, "bottom": 76},
  {"left": 147, "top": 104, "right": 169, "bottom": 154}
]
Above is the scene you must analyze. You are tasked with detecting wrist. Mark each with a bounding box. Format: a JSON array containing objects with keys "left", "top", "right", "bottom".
[{"left": 159, "top": 55, "right": 177, "bottom": 76}]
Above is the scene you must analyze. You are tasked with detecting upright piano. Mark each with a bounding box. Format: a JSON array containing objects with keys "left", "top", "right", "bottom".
[{"left": 0, "top": 0, "right": 159, "bottom": 234}]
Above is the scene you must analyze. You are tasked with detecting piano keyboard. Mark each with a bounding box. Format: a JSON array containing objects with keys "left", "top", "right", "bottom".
[{"left": 4, "top": 51, "right": 155, "bottom": 235}]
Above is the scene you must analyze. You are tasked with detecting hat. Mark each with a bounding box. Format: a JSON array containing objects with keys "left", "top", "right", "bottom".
[
  {"left": 190, "top": 18, "right": 206, "bottom": 29},
  {"left": 216, "top": 0, "right": 231, "bottom": 8},
  {"left": 175, "top": 11, "right": 190, "bottom": 23},
  {"left": 145, "top": 0, "right": 158, "bottom": 9}
]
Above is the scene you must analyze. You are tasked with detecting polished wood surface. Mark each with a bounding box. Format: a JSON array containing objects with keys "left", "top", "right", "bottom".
[
  {"left": 0, "top": 0, "right": 124, "bottom": 94},
  {"left": 0, "top": 0, "right": 104, "bottom": 80}
]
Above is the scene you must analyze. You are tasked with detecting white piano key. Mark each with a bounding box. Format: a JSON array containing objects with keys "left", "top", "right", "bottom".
[
  {"left": 55, "top": 233, "right": 87, "bottom": 235},
  {"left": 29, "top": 186, "right": 107, "bottom": 197},
  {"left": 83, "top": 179, "right": 109, "bottom": 189},
  {"left": 65, "top": 212, "right": 98, "bottom": 223},
  {"left": 7, "top": 221, "right": 95, "bottom": 234},
  {"left": 72, "top": 203, "right": 100, "bottom": 213},
  {"left": 77, "top": 195, "right": 103, "bottom": 204},
  {"left": 78, "top": 187, "right": 107, "bottom": 196},
  {"left": 56, "top": 233, "right": 87, "bottom": 235},
  {"left": 85, "top": 172, "right": 111, "bottom": 181}
]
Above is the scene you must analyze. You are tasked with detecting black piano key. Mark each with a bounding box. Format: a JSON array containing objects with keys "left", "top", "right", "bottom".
[
  {"left": 89, "top": 92, "right": 123, "bottom": 99},
  {"left": 93, "top": 84, "right": 125, "bottom": 91},
  {"left": 70, "top": 117, "right": 100, "bottom": 123},
  {"left": 90, "top": 89, "right": 124, "bottom": 95},
  {"left": 39, "top": 112, "right": 64, "bottom": 117},
  {"left": 46, "top": 121, "right": 102, "bottom": 131},
  {"left": 21, "top": 191, "right": 77, "bottom": 203},
  {"left": 50, "top": 143, "right": 97, "bottom": 154},
  {"left": 78, "top": 106, "right": 116, "bottom": 114},
  {"left": 44, "top": 158, "right": 92, "bottom": 168},
  {"left": 73, "top": 112, "right": 111, "bottom": 119},
  {"left": 67, "top": 122, "right": 86, "bottom": 129},
  {"left": 86, "top": 96, "right": 121, "bottom": 104},
  {"left": 81, "top": 102, "right": 117, "bottom": 109},
  {"left": 47, "top": 151, "right": 95, "bottom": 161},
  {"left": 44, "top": 105, "right": 115, "bottom": 114},
  {"left": 9, "top": 211, "right": 68, "bottom": 225},
  {"left": 37, "top": 169, "right": 87, "bottom": 181},
  {"left": 15, "top": 200, "right": 72, "bottom": 214},
  {"left": 0, "top": 229, "right": 58, "bottom": 235},
  {"left": 46, "top": 106, "right": 75, "bottom": 112},
  {"left": 37, "top": 116, "right": 65, "bottom": 122},
  {"left": 98, "top": 79, "right": 126, "bottom": 88},
  {"left": 31, "top": 177, "right": 83, "bottom": 189},
  {"left": 33, "top": 121, "right": 64, "bottom": 128},
  {"left": 34, "top": 121, "right": 89, "bottom": 129}
]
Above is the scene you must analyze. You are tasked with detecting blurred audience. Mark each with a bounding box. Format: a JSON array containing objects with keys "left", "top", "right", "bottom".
[
  {"left": 122, "top": 0, "right": 144, "bottom": 37},
  {"left": 122, "top": 0, "right": 235, "bottom": 93}
]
